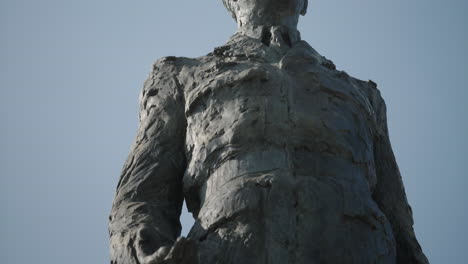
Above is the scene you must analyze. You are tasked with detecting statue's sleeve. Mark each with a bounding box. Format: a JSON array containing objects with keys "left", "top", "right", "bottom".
[
  {"left": 369, "top": 86, "right": 429, "bottom": 264},
  {"left": 109, "top": 60, "right": 187, "bottom": 264}
]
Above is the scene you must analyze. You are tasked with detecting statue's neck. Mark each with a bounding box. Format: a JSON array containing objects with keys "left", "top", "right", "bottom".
[{"left": 238, "top": 24, "right": 301, "bottom": 48}]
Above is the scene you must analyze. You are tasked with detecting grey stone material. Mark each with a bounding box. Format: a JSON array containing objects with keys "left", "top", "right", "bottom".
[{"left": 109, "top": 1, "right": 429, "bottom": 263}]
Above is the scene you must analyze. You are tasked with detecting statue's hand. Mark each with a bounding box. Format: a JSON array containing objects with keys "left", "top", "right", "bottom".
[{"left": 135, "top": 227, "right": 197, "bottom": 264}]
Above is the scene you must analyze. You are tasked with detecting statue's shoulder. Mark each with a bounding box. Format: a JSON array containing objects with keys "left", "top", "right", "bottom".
[
  {"left": 298, "top": 41, "right": 387, "bottom": 120},
  {"left": 304, "top": 44, "right": 388, "bottom": 129},
  {"left": 139, "top": 56, "right": 200, "bottom": 105},
  {"left": 154, "top": 54, "right": 228, "bottom": 76},
  {"left": 351, "top": 77, "right": 388, "bottom": 131},
  {"left": 287, "top": 41, "right": 384, "bottom": 104},
  {"left": 148, "top": 56, "right": 208, "bottom": 92},
  {"left": 354, "top": 78, "right": 386, "bottom": 113},
  {"left": 151, "top": 56, "right": 201, "bottom": 75}
]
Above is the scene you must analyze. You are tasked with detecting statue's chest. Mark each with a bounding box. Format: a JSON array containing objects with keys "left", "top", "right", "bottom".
[{"left": 184, "top": 62, "right": 375, "bottom": 163}]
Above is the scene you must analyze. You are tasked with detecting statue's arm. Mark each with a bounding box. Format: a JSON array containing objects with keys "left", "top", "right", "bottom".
[
  {"left": 370, "top": 87, "right": 429, "bottom": 264},
  {"left": 109, "top": 60, "right": 187, "bottom": 264}
]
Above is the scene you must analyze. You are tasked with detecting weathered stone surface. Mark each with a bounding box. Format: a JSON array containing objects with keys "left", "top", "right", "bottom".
[{"left": 109, "top": 1, "right": 429, "bottom": 263}]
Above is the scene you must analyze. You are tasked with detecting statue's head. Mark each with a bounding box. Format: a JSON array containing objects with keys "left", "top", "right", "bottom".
[{"left": 222, "top": 0, "right": 308, "bottom": 28}]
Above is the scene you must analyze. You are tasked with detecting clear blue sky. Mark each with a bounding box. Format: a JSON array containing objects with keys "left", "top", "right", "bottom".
[{"left": 1, "top": 0, "right": 466, "bottom": 263}]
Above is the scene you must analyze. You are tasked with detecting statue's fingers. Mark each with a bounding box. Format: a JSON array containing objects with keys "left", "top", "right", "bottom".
[
  {"left": 163, "top": 237, "right": 189, "bottom": 261},
  {"left": 164, "top": 237, "right": 197, "bottom": 264},
  {"left": 169, "top": 237, "right": 188, "bottom": 255},
  {"left": 145, "top": 246, "right": 170, "bottom": 264}
]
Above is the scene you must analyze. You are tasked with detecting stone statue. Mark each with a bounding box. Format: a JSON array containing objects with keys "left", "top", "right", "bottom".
[{"left": 109, "top": 1, "right": 429, "bottom": 263}]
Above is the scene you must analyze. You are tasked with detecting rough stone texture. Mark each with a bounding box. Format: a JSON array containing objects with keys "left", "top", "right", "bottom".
[{"left": 109, "top": 1, "right": 429, "bottom": 263}]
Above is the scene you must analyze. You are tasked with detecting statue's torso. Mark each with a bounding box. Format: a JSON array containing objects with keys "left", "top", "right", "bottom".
[{"left": 177, "top": 37, "right": 396, "bottom": 263}]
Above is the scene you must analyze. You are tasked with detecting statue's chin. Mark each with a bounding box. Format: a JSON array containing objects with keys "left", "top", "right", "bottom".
[
  {"left": 236, "top": 14, "right": 301, "bottom": 31},
  {"left": 230, "top": 0, "right": 305, "bottom": 12}
]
